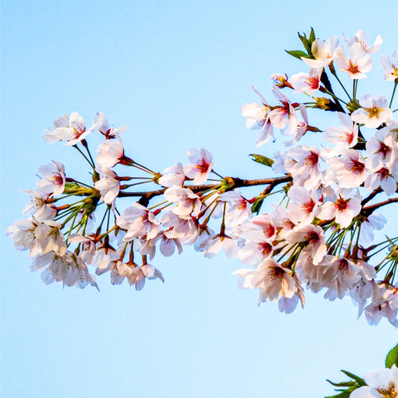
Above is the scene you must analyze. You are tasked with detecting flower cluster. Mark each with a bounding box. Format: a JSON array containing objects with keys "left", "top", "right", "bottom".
[{"left": 7, "top": 29, "right": 398, "bottom": 327}]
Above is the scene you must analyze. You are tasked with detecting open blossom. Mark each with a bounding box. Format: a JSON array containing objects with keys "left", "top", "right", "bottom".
[
  {"left": 153, "top": 230, "right": 183, "bottom": 257},
  {"left": 241, "top": 87, "right": 274, "bottom": 147},
  {"left": 352, "top": 95, "right": 392, "bottom": 128},
  {"left": 381, "top": 50, "right": 398, "bottom": 81},
  {"left": 351, "top": 365, "right": 398, "bottom": 398},
  {"left": 183, "top": 148, "right": 213, "bottom": 185},
  {"left": 284, "top": 104, "right": 309, "bottom": 147},
  {"left": 96, "top": 134, "right": 132, "bottom": 168},
  {"left": 334, "top": 42, "right": 372, "bottom": 79},
  {"left": 365, "top": 163, "right": 398, "bottom": 196},
  {"left": 316, "top": 191, "right": 361, "bottom": 228},
  {"left": 43, "top": 112, "right": 91, "bottom": 145},
  {"left": 285, "top": 145, "right": 323, "bottom": 189},
  {"left": 320, "top": 256, "right": 361, "bottom": 301},
  {"left": 344, "top": 30, "right": 383, "bottom": 54},
  {"left": 287, "top": 186, "right": 320, "bottom": 225},
  {"left": 32, "top": 251, "right": 98, "bottom": 290},
  {"left": 127, "top": 264, "right": 164, "bottom": 291},
  {"left": 22, "top": 189, "right": 57, "bottom": 221},
  {"left": 36, "top": 161, "right": 66, "bottom": 196},
  {"left": 158, "top": 163, "right": 185, "bottom": 187},
  {"left": 365, "top": 128, "right": 396, "bottom": 170},
  {"left": 326, "top": 149, "right": 367, "bottom": 189},
  {"left": 364, "top": 282, "right": 398, "bottom": 327},
  {"left": 251, "top": 259, "right": 296, "bottom": 302},
  {"left": 287, "top": 225, "right": 327, "bottom": 265},
  {"left": 269, "top": 86, "right": 298, "bottom": 136},
  {"left": 164, "top": 186, "right": 202, "bottom": 216},
  {"left": 301, "top": 36, "right": 339, "bottom": 68},
  {"left": 203, "top": 235, "right": 239, "bottom": 259},
  {"left": 219, "top": 189, "right": 252, "bottom": 226},
  {"left": 94, "top": 167, "right": 120, "bottom": 204},
  {"left": 7, "top": 218, "right": 40, "bottom": 253},
  {"left": 90, "top": 112, "right": 127, "bottom": 138},
  {"left": 117, "top": 203, "right": 160, "bottom": 241},
  {"left": 322, "top": 112, "right": 358, "bottom": 154},
  {"left": 290, "top": 68, "right": 322, "bottom": 93},
  {"left": 238, "top": 230, "right": 274, "bottom": 266},
  {"left": 359, "top": 213, "right": 387, "bottom": 247},
  {"left": 32, "top": 220, "right": 67, "bottom": 257},
  {"left": 161, "top": 211, "right": 198, "bottom": 244}
]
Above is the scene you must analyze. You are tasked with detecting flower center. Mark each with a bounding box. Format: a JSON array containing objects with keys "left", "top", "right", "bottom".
[
  {"left": 304, "top": 151, "right": 319, "bottom": 167},
  {"left": 348, "top": 158, "right": 365, "bottom": 175},
  {"left": 365, "top": 105, "right": 382, "bottom": 119},
  {"left": 335, "top": 197, "right": 348, "bottom": 211},
  {"left": 378, "top": 167, "right": 390, "bottom": 180},
  {"left": 301, "top": 199, "right": 315, "bottom": 215},
  {"left": 305, "top": 231, "right": 319, "bottom": 244},
  {"left": 306, "top": 76, "right": 320, "bottom": 90},
  {"left": 347, "top": 60, "right": 360, "bottom": 74},
  {"left": 376, "top": 141, "right": 391, "bottom": 159},
  {"left": 268, "top": 266, "right": 284, "bottom": 281},
  {"left": 376, "top": 383, "right": 398, "bottom": 398}
]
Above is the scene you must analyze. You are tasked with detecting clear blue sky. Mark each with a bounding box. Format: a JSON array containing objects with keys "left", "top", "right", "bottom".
[{"left": 2, "top": 1, "right": 398, "bottom": 397}]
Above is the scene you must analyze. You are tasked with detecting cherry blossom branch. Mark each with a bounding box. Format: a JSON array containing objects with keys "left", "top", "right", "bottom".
[
  {"left": 117, "top": 175, "right": 293, "bottom": 201},
  {"left": 362, "top": 197, "right": 398, "bottom": 215},
  {"left": 361, "top": 187, "right": 383, "bottom": 206}
]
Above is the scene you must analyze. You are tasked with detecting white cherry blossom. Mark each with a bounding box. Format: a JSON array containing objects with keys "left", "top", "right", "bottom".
[
  {"left": 334, "top": 42, "right": 372, "bottom": 79},
  {"left": 344, "top": 30, "right": 383, "bottom": 54},
  {"left": 241, "top": 87, "right": 274, "bottom": 147},
  {"left": 301, "top": 36, "right": 340, "bottom": 68},
  {"left": 380, "top": 50, "right": 398, "bottom": 81},
  {"left": 183, "top": 148, "right": 214, "bottom": 185},
  {"left": 352, "top": 95, "right": 392, "bottom": 128},
  {"left": 36, "top": 161, "right": 66, "bottom": 196}
]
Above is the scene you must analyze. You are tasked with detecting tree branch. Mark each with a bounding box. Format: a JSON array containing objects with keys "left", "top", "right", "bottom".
[
  {"left": 117, "top": 175, "right": 292, "bottom": 203},
  {"left": 362, "top": 197, "right": 398, "bottom": 215}
]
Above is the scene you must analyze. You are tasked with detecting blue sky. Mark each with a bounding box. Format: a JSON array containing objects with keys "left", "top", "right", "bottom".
[{"left": 2, "top": 1, "right": 398, "bottom": 397}]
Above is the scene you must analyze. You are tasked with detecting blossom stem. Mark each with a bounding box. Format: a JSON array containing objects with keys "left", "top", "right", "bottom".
[
  {"left": 73, "top": 145, "right": 95, "bottom": 168},
  {"left": 329, "top": 68, "right": 352, "bottom": 101},
  {"left": 212, "top": 170, "right": 224, "bottom": 179},
  {"left": 352, "top": 79, "right": 358, "bottom": 100},
  {"left": 323, "top": 88, "right": 348, "bottom": 105},
  {"left": 82, "top": 141, "right": 96, "bottom": 168},
  {"left": 390, "top": 81, "right": 398, "bottom": 108}
]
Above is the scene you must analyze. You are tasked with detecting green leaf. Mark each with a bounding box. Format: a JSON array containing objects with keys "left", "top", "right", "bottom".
[
  {"left": 308, "top": 27, "right": 316, "bottom": 47},
  {"left": 341, "top": 370, "right": 366, "bottom": 386},
  {"left": 298, "top": 32, "right": 311, "bottom": 54},
  {"left": 249, "top": 154, "right": 275, "bottom": 167},
  {"left": 386, "top": 343, "right": 398, "bottom": 368},
  {"left": 285, "top": 49, "right": 311, "bottom": 60},
  {"left": 251, "top": 198, "right": 264, "bottom": 215}
]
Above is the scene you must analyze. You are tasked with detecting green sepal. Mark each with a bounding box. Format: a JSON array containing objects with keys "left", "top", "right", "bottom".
[
  {"left": 386, "top": 342, "right": 398, "bottom": 368},
  {"left": 249, "top": 154, "right": 275, "bottom": 167},
  {"left": 64, "top": 181, "right": 80, "bottom": 190},
  {"left": 326, "top": 380, "right": 356, "bottom": 388},
  {"left": 308, "top": 27, "right": 316, "bottom": 47},
  {"left": 251, "top": 198, "right": 264, "bottom": 215},
  {"left": 340, "top": 371, "right": 366, "bottom": 386},
  {"left": 298, "top": 31, "right": 312, "bottom": 55},
  {"left": 285, "top": 50, "right": 310, "bottom": 60}
]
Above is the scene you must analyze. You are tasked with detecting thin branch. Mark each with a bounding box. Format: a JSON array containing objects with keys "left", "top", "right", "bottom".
[
  {"left": 117, "top": 175, "right": 292, "bottom": 203},
  {"left": 362, "top": 197, "right": 398, "bottom": 215},
  {"left": 361, "top": 187, "right": 383, "bottom": 206}
]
